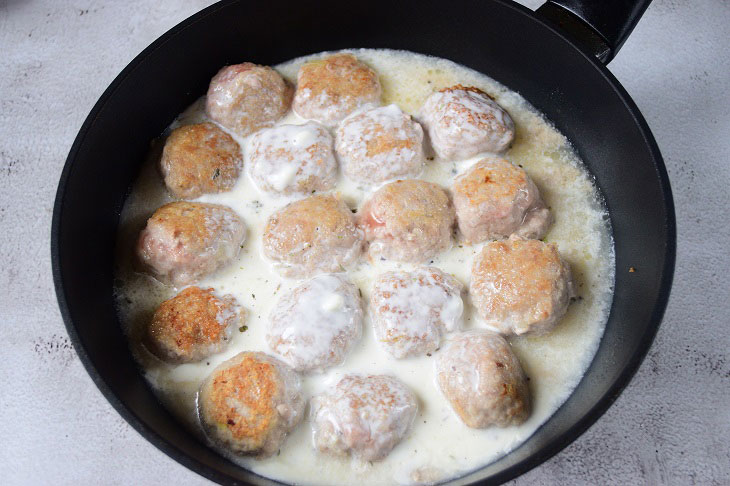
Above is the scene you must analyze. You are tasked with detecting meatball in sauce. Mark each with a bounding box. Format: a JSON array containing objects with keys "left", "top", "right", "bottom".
[
  {"left": 359, "top": 179, "right": 454, "bottom": 263},
  {"left": 453, "top": 157, "right": 552, "bottom": 243},
  {"left": 293, "top": 53, "right": 381, "bottom": 126}
]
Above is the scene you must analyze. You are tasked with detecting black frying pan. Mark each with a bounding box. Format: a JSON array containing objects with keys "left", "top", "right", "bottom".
[{"left": 51, "top": 0, "right": 676, "bottom": 484}]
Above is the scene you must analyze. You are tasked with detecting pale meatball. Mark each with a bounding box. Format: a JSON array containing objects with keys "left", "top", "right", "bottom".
[
  {"left": 293, "top": 53, "right": 381, "bottom": 126},
  {"left": 145, "top": 286, "right": 241, "bottom": 363},
  {"left": 262, "top": 194, "right": 363, "bottom": 278},
  {"left": 136, "top": 202, "right": 246, "bottom": 287},
  {"left": 359, "top": 179, "right": 454, "bottom": 263},
  {"left": 267, "top": 274, "right": 363, "bottom": 373},
  {"left": 420, "top": 85, "right": 515, "bottom": 160},
  {"left": 160, "top": 122, "right": 242, "bottom": 199},
  {"left": 435, "top": 331, "right": 530, "bottom": 428},
  {"left": 453, "top": 157, "right": 552, "bottom": 243},
  {"left": 370, "top": 267, "right": 463, "bottom": 358},
  {"left": 198, "top": 352, "right": 304, "bottom": 457},
  {"left": 310, "top": 374, "right": 418, "bottom": 461},
  {"left": 205, "top": 63, "right": 292, "bottom": 137},
  {"left": 335, "top": 104, "right": 425, "bottom": 185},
  {"left": 247, "top": 122, "right": 337, "bottom": 195},
  {"left": 470, "top": 236, "right": 574, "bottom": 336}
]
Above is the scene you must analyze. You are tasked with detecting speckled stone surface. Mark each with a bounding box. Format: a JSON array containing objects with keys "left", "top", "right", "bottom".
[{"left": 1, "top": 0, "right": 728, "bottom": 484}]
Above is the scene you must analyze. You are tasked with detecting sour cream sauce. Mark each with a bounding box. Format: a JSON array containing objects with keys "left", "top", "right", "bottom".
[{"left": 114, "top": 49, "right": 615, "bottom": 485}]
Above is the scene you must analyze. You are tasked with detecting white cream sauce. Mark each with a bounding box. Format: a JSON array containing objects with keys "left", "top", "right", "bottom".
[{"left": 114, "top": 49, "right": 614, "bottom": 485}]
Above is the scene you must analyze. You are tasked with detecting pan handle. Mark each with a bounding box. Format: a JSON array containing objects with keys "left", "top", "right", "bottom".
[{"left": 536, "top": 0, "right": 652, "bottom": 64}]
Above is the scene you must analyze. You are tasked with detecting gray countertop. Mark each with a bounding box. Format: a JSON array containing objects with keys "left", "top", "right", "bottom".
[{"left": 1, "top": 0, "right": 728, "bottom": 484}]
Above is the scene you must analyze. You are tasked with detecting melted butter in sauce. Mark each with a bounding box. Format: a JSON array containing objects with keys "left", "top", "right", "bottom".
[{"left": 114, "top": 49, "right": 615, "bottom": 485}]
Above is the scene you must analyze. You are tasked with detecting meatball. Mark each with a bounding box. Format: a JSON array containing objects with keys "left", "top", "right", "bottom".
[
  {"left": 247, "top": 122, "right": 337, "bottom": 195},
  {"left": 267, "top": 274, "right": 363, "bottom": 373},
  {"left": 420, "top": 85, "right": 515, "bottom": 160},
  {"left": 335, "top": 104, "right": 425, "bottom": 185},
  {"left": 470, "top": 236, "right": 574, "bottom": 336},
  {"left": 145, "top": 286, "right": 241, "bottom": 363},
  {"left": 136, "top": 202, "right": 246, "bottom": 287},
  {"left": 359, "top": 179, "right": 454, "bottom": 263},
  {"left": 198, "top": 352, "right": 304, "bottom": 457},
  {"left": 205, "top": 63, "right": 292, "bottom": 138},
  {"left": 310, "top": 374, "right": 418, "bottom": 461},
  {"left": 160, "top": 122, "right": 242, "bottom": 199},
  {"left": 262, "top": 194, "right": 363, "bottom": 278},
  {"left": 453, "top": 157, "right": 552, "bottom": 243},
  {"left": 293, "top": 53, "right": 381, "bottom": 126},
  {"left": 370, "top": 267, "right": 463, "bottom": 358},
  {"left": 435, "top": 330, "right": 530, "bottom": 428}
]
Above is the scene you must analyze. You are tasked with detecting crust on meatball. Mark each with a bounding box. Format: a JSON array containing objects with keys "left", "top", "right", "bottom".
[
  {"left": 470, "top": 236, "right": 574, "bottom": 336},
  {"left": 205, "top": 63, "right": 292, "bottom": 137},
  {"left": 145, "top": 286, "right": 240, "bottom": 363},
  {"left": 310, "top": 374, "right": 418, "bottom": 461},
  {"left": 335, "top": 104, "right": 425, "bottom": 185},
  {"left": 293, "top": 53, "right": 381, "bottom": 126},
  {"left": 198, "top": 351, "right": 304, "bottom": 457},
  {"left": 136, "top": 202, "right": 246, "bottom": 287},
  {"left": 435, "top": 330, "right": 530, "bottom": 428},
  {"left": 420, "top": 85, "right": 514, "bottom": 160},
  {"left": 263, "top": 194, "right": 363, "bottom": 278},
  {"left": 359, "top": 179, "right": 454, "bottom": 263},
  {"left": 453, "top": 157, "right": 552, "bottom": 243},
  {"left": 160, "top": 122, "right": 242, "bottom": 199}
]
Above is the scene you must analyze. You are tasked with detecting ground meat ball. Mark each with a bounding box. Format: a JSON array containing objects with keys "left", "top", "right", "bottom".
[
  {"left": 160, "top": 122, "right": 242, "bottom": 199},
  {"left": 145, "top": 286, "right": 240, "bottom": 363},
  {"left": 262, "top": 194, "right": 363, "bottom": 278},
  {"left": 293, "top": 53, "right": 381, "bottom": 127},
  {"left": 198, "top": 352, "right": 304, "bottom": 457},
  {"left": 435, "top": 330, "right": 530, "bottom": 428},
  {"left": 335, "top": 104, "right": 425, "bottom": 185},
  {"left": 267, "top": 274, "right": 363, "bottom": 373},
  {"left": 359, "top": 179, "right": 454, "bottom": 263},
  {"left": 370, "top": 267, "right": 463, "bottom": 358},
  {"left": 470, "top": 236, "right": 574, "bottom": 336},
  {"left": 420, "top": 85, "right": 515, "bottom": 160},
  {"left": 453, "top": 157, "right": 552, "bottom": 243},
  {"left": 247, "top": 122, "right": 337, "bottom": 195},
  {"left": 136, "top": 202, "right": 246, "bottom": 287},
  {"left": 205, "top": 63, "right": 292, "bottom": 138},
  {"left": 310, "top": 374, "right": 418, "bottom": 461}
]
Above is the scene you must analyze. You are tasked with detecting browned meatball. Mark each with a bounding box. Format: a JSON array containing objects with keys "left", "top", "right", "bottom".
[
  {"left": 262, "top": 194, "right": 363, "bottom": 278},
  {"left": 205, "top": 63, "right": 292, "bottom": 138},
  {"left": 145, "top": 286, "right": 241, "bottom": 363},
  {"left": 160, "top": 122, "right": 242, "bottom": 199},
  {"left": 370, "top": 267, "right": 463, "bottom": 358},
  {"left": 198, "top": 352, "right": 304, "bottom": 457},
  {"left": 310, "top": 374, "right": 418, "bottom": 461},
  {"left": 335, "top": 104, "right": 425, "bottom": 185},
  {"left": 293, "top": 53, "right": 381, "bottom": 126},
  {"left": 435, "top": 331, "right": 530, "bottom": 428},
  {"left": 470, "top": 236, "right": 574, "bottom": 336},
  {"left": 359, "top": 179, "right": 454, "bottom": 263},
  {"left": 266, "top": 274, "right": 363, "bottom": 373},
  {"left": 453, "top": 157, "right": 552, "bottom": 243},
  {"left": 420, "top": 85, "right": 515, "bottom": 160},
  {"left": 247, "top": 122, "right": 337, "bottom": 195},
  {"left": 136, "top": 202, "right": 246, "bottom": 287}
]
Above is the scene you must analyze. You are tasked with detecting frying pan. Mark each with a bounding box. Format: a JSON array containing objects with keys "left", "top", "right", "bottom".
[{"left": 51, "top": 0, "right": 676, "bottom": 484}]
